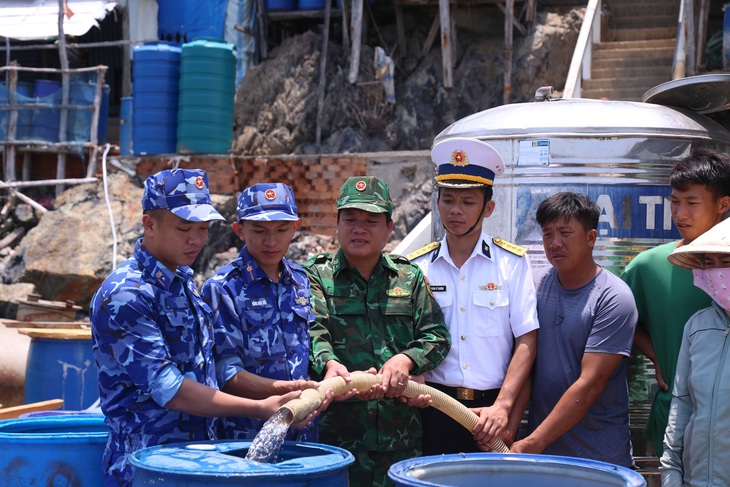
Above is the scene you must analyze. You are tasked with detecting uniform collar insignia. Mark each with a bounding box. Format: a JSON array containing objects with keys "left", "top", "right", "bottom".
[{"left": 482, "top": 240, "right": 491, "bottom": 258}]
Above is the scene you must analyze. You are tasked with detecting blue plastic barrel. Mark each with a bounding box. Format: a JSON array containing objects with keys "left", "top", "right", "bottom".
[
  {"left": 177, "top": 38, "right": 236, "bottom": 154},
  {"left": 389, "top": 453, "right": 646, "bottom": 487},
  {"left": 120, "top": 96, "right": 133, "bottom": 155},
  {"left": 299, "top": 0, "right": 325, "bottom": 10},
  {"left": 133, "top": 42, "right": 181, "bottom": 155},
  {"left": 266, "top": 0, "right": 296, "bottom": 9},
  {"left": 131, "top": 440, "right": 354, "bottom": 486},
  {"left": 23, "top": 329, "right": 99, "bottom": 411},
  {"left": 31, "top": 79, "right": 62, "bottom": 142},
  {"left": 0, "top": 414, "right": 108, "bottom": 487}
]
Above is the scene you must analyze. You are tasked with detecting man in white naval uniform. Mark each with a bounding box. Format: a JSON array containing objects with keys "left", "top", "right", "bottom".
[{"left": 409, "top": 137, "right": 539, "bottom": 454}]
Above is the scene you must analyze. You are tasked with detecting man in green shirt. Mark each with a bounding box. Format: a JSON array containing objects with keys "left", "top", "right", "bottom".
[
  {"left": 620, "top": 147, "right": 730, "bottom": 455},
  {"left": 305, "top": 176, "right": 450, "bottom": 487}
]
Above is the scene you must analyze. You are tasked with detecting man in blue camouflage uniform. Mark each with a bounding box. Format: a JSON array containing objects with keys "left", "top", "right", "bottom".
[
  {"left": 305, "top": 176, "right": 451, "bottom": 487},
  {"left": 90, "top": 169, "right": 306, "bottom": 486},
  {"left": 202, "top": 183, "right": 321, "bottom": 441}
]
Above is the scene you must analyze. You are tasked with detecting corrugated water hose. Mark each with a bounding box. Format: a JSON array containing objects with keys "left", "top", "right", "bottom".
[{"left": 280, "top": 373, "right": 510, "bottom": 453}]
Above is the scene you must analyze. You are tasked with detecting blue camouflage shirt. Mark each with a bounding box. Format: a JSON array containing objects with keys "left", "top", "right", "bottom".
[
  {"left": 90, "top": 238, "right": 218, "bottom": 487},
  {"left": 202, "top": 246, "right": 316, "bottom": 441}
]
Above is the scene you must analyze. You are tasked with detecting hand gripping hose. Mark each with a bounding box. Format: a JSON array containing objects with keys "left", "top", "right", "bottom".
[{"left": 279, "top": 373, "right": 510, "bottom": 453}]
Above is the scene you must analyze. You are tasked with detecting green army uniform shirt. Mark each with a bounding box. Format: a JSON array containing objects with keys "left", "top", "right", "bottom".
[{"left": 305, "top": 248, "right": 450, "bottom": 452}]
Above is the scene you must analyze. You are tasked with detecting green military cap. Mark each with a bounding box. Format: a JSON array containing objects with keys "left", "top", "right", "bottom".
[{"left": 336, "top": 176, "right": 393, "bottom": 215}]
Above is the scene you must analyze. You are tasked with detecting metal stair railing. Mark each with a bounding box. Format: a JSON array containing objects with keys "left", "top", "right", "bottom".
[{"left": 562, "top": 0, "right": 602, "bottom": 99}]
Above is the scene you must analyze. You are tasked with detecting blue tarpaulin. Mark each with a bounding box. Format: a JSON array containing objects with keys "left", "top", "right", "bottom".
[{"left": 157, "top": 0, "right": 228, "bottom": 45}]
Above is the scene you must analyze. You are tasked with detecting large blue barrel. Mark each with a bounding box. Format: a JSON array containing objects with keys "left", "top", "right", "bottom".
[
  {"left": 31, "top": 79, "right": 62, "bottom": 142},
  {"left": 0, "top": 414, "right": 108, "bottom": 486},
  {"left": 22, "top": 329, "right": 99, "bottom": 411},
  {"left": 389, "top": 453, "right": 646, "bottom": 487},
  {"left": 120, "top": 96, "right": 133, "bottom": 155},
  {"left": 133, "top": 42, "right": 181, "bottom": 155},
  {"left": 177, "top": 38, "right": 236, "bottom": 154},
  {"left": 131, "top": 440, "right": 354, "bottom": 486}
]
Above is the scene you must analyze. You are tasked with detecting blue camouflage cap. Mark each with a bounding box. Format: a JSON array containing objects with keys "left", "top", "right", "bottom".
[
  {"left": 141, "top": 169, "right": 225, "bottom": 222},
  {"left": 237, "top": 183, "right": 299, "bottom": 221}
]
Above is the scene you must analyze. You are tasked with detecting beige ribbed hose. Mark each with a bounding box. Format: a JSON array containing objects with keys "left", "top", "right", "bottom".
[{"left": 279, "top": 373, "right": 510, "bottom": 453}]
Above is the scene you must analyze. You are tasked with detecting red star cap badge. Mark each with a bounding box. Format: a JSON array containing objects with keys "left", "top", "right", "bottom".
[{"left": 264, "top": 189, "right": 277, "bottom": 200}]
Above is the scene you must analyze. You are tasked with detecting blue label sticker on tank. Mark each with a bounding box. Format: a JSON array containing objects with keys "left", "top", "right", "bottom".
[
  {"left": 517, "top": 139, "right": 550, "bottom": 166},
  {"left": 515, "top": 184, "right": 681, "bottom": 241}
]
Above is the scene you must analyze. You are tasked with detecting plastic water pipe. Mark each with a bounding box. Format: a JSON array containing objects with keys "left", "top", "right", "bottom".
[{"left": 279, "top": 373, "right": 510, "bottom": 453}]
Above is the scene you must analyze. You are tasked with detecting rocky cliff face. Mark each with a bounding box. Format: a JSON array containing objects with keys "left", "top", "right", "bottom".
[{"left": 234, "top": 8, "right": 581, "bottom": 155}]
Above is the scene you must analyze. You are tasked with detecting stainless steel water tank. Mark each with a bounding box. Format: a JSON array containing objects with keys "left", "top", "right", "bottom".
[{"left": 433, "top": 97, "right": 730, "bottom": 273}]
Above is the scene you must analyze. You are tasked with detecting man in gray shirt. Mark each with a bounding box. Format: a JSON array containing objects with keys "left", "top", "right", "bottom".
[{"left": 508, "top": 192, "right": 637, "bottom": 467}]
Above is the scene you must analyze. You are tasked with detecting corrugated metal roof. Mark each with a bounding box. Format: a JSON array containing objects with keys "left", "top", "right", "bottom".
[{"left": 0, "top": 0, "right": 117, "bottom": 40}]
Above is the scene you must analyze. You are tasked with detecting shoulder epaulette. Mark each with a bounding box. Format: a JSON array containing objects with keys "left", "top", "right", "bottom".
[
  {"left": 493, "top": 237, "right": 528, "bottom": 257},
  {"left": 406, "top": 241, "right": 440, "bottom": 261},
  {"left": 304, "top": 253, "right": 331, "bottom": 267}
]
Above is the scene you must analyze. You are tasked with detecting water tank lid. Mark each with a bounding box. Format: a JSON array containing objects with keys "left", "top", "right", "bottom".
[
  {"left": 388, "top": 453, "right": 646, "bottom": 486},
  {"left": 134, "top": 42, "right": 182, "bottom": 54},
  {"left": 642, "top": 73, "right": 730, "bottom": 114},
  {"left": 130, "top": 440, "right": 355, "bottom": 477},
  {"left": 183, "top": 38, "right": 235, "bottom": 51},
  {"left": 435, "top": 98, "right": 730, "bottom": 145}
]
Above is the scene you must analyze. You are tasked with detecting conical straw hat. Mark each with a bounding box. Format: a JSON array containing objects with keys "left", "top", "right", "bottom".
[{"left": 667, "top": 218, "right": 730, "bottom": 269}]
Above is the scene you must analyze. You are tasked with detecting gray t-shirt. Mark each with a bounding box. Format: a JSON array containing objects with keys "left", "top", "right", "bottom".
[{"left": 528, "top": 266, "right": 637, "bottom": 468}]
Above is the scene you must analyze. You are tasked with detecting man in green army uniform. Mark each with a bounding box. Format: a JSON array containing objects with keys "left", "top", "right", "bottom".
[{"left": 305, "top": 176, "right": 451, "bottom": 487}]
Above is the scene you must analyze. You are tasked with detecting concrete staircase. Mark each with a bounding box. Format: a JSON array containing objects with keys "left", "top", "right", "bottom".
[{"left": 580, "top": 0, "right": 679, "bottom": 101}]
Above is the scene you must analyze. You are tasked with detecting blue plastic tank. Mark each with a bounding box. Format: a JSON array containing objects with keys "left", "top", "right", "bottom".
[
  {"left": 31, "top": 79, "right": 62, "bottom": 142},
  {"left": 133, "top": 42, "right": 181, "bottom": 154},
  {"left": 266, "top": 0, "right": 296, "bottom": 9},
  {"left": 131, "top": 440, "right": 354, "bottom": 486},
  {"left": 299, "top": 0, "right": 325, "bottom": 10},
  {"left": 388, "top": 453, "right": 646, "bottom": 487},
  {"left": 177, "top": 38, "right": 236, "bottom": 154},
  {"left": 0, "top": 414, "right": 108, "bottom": 487},
  {"left": 23, "top": 329, "right": 99, "bottom": 411},
  {"left": 120, "top": 96, "right": 133, "bottom": 155}
]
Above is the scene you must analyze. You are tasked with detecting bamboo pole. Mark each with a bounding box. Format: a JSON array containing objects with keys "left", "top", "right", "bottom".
[
  {"left": 503, "top": 0, "right": 514, "bottom": 105},
  {"left": 5, "top": 66, "right": 18, "bottom": 182},
  {"left": 439, "top": 0, "right": 453, "bottom": 88},
  {"left": 57, "top": 0, "right": 70, "bottom": 197},
  {"left": 316, "top": 0, "right": 332, "bottom": 146},
  {"left": 348, "top": 0, "right": 363, "bottom": 84}
]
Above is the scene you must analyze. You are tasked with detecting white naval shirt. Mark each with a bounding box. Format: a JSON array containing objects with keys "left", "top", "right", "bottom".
[{"left": 411, "top": 231, "right": 539, "bottom": 390}]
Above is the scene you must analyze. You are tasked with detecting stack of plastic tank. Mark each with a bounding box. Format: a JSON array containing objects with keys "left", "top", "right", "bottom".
[
  {"left": 177, "top": 38, "right": 236, "bottom": 154},
  {"left": 132, "top": 42, "right": 181, "bottom": 155}
]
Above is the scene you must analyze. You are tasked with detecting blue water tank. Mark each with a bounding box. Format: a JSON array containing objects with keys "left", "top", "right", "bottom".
[
  {"left": 133, "top": 42, "right": 181, "bottom": 155},
  {"left": 299, "top": 0, "right": 325, "bottom": 10},
  {"left": 177, "top": 38, "right": 236, "bottom": 154},
  {"left": 131, "top": 440, "right": 354, "bottom": 486},
  {"left": 31, "top": 79, "right": 62, "bottom": 142},
  {"left": 0, "top": 415, "right": 108, "bottom": 487},
  {"left": 23, "top": 329, "right": 99, "bottom": 410},
  {"left": 389, "top": 453, "right": 646, "bottom": 487},
  {"left": 120, "top": 96, "right": 133, "bottom": 155}
]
